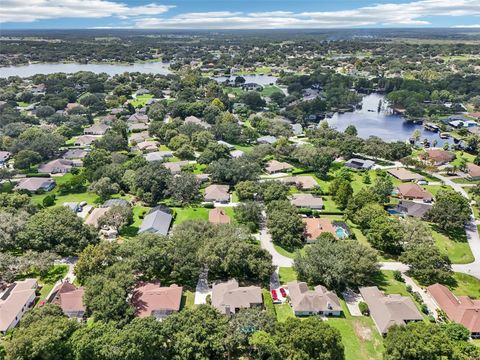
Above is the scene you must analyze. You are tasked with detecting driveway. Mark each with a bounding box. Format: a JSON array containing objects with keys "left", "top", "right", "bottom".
[{"left": 194, "top": 272, "right": 211, "bottom": 305}]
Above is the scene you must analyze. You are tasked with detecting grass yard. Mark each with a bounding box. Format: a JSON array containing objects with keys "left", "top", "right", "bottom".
[
  {"left": 130, "top": 94, "right": 153, "bottom": 108},
  {"left": 120, "top": 205, "right": 150, "bottom": 238},
  {"left": 274, "top": 303, "right": 294, "bottom": 322},
  {"left": 322, "top": 196, "right": 343, "bottom": 213},
  {"left": 173, "top": 207, "right": 209, "bottom": 224},
  {"left": 17, "top": 265, "right": 68, "bottom": 303},
  {"left": 278, "top": 267, "right": 297, "bottom": 284},
  {"left": 180, "top": 290, "right": 195, "bottom": 310},
  {"left": 432, "top": 226, "right": 473, "bottom": 264},
  {"left": 233, "top": 144, "right": 255, "bottom": 153},
  {"left": 224, "top": 86, "right": 245, "bottom": 96},
  {"left": 31, "top": 191, "right": 101, "bottom": 206},
  {"left": 451, "top": 273, "right": 480, "bottom": 299},
  {"left": 273, "top": 244, "right": 296, "bottom": 259},
  {"left": 260, "top": 85, "right": 283, "bottom": 97}
]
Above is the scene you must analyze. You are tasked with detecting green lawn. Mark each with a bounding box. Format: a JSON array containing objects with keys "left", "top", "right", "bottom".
[
  {"left": 233, "top": 144, "right": 255, "bottom": 153},
  {"left": 173, "top": 207, "right": 209, "bottom": 224},
  {"left": 180, "top": 290, "right": 195, "bottom": 310},
  {"left": 130, "top": 94, "right": 153, "bottom": 108},
  {"left": 120, "top": 205, "right": 150, "bottom": 238},
  {"left": 273, "top": 244, "right": 296, "bottom": 259},
  {"left": 261, "top": 85, "right": 283, "bottom": 97},
  {"left": 278, "top": 267, "right": 297, "bottom": 284},
  {"left": 322, "top": 196, "right": 343, "bottom": 213},
  {"left": 451, "top": 273, "right": 480, "bottom": 299},
  {"left": 432, "top": 226, "right": 473, "bottom": 264},
  {"left": 224, "top": 86, "right": 245, "bottom": 96},
  {"left": 274, "top": 303, "right": 294, "bottom": 322},
  {"left": 17, "top": 265, "right": 68, "bottom": 303}
]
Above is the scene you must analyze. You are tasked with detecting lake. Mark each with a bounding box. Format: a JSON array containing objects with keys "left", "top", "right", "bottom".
[
  {"left": 327, "top": 93, "right": 454, "bottom": 146},
  {"left": 211, "top": 74, "right": 278, "bottom": 85},
  {"left": 0, "top": 62, "right": 172, "bottom": 78}
]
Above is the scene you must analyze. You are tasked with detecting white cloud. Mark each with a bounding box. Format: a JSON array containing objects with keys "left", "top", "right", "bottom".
[
  {"left": 0, "top": 0, "right": 174, "bottom": 23},
  {"left": 452, "top": 24, "right": 480, "bottom": 28}
]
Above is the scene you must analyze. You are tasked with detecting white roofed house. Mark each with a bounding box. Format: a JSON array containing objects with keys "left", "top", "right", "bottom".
[{"left": 0, "top": 279, "right": 38, "bottom": 334}]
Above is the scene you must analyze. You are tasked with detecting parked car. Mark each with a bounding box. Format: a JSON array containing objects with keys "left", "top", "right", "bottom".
[
  {"left": 271, "top": 289, "right": 278, "bottom": 301},
  {"left": 280, "top": 287, "right": 287, "bottom": 298}
]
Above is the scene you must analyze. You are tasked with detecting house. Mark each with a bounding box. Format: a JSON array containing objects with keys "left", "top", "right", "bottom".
[
  {"left": 38, "top": 159, "right": 74, "bottom": 174},
  {"left": 289, "top": 193, "right": 324, "bottom": 209},
  {"left": 280, "top": 176, "right": 318, "bottom": 190},
  {"left": 184, "top": 115, "right": 211, "bottom": 129},
  {"left": 230, "top": 149, "right": 244, "bottom": 158},
  {"left": 211, "top": 279, "right": 263, "bottom": 315},
  {"left": 427, "top": 283, "right": 480, "bottom": 338},
  {"left": 396, "top": 183, "right": 433, "bottom": 202},
  {"left": 31, "top": 83, "right": 46, "bottom": 94},
  {"left": 387, "top": 168, "right": 424, "bottom": 182},
  {"left": 128, "top": 113, "right": 149, "bottom": 123},
  {"left": 422, "top": 149, "right": 455, "bottom": 166},
  {"left": 344, "top": 158, "right": 375, "bottom": 171},
  {"left": 62, "top": 149, "right": 88, "bottom": 160},
  {"left": 303, "top": 218, "right": 337, "bottom": 243},
  {"left": 132, "top": 281, "right": 183, "bottom": 320},
  {"left": 66, "top": 103, "right": 81, "bottom": 112},
  {"left": 0, "top": 279, "right": 38, "bottom": 334},
  {"left": 209, "top": 208, "right": 231, "bottom": 224},
  {"left": 0, "top": 151, "right": 11, "bottom": 167},
  {"left": 15, "top": 177, "right": 55, "bottom": 192},
  {"left": 287, "top": 281, "right": 342, "bottom": 317},
  {"left": 128, "top": 122, "right": 149, "bottom": 132},
  {"left": 265, "top": 160, "right": 294, "bottom": 174},
  {"left": 466, "top": 163, "right": 480, "bottom": 181},
  {"left": 217, "top": 140, "right": 235, "bottom": 149},
  {"left": 163, "top": 160, "right": 190, "bottom": 174},
  {"left": 242, "top": 83, "right": 262, "bottom": 91},
  {"left": 257, "top": 135, "right": 277, "bottom": 145},
  {"left": 138, "top": 209, "right": 173, "bottom": 236},
  {"left": 129, "top": 131, "right": 150, "bottom": 144},
  {"left": 102, "top": 199, "right": 129, "bottom": 208},
  {"left": 135, "top": 141, "right": 159, "bottom": 153},
  {"left": 394, "top": 200, "right": 432, "bottom": 219},
  {"left": 359, "top": 286, "right": 423, "bottom": 335},
  {"left": 85, "top": 207, "right": 110, "bottom": 228},
  {"left": 84, "top": 124, "right": 110, "bottom": 136},
  {"left": 73, "top": 135, "right": 98, "bottom": 147},
  {"left": 144, "top": 151, "right": 174, "bottom": 162},
  {"left": 449, "top": 120, "right": 477, "bottom": 128},
  {"left": 204, "top": 184, "right": 230, "bottom": 203},
  {"left": 48, "top": 282, "right": 86, "bottom": 320},
  {"left": 291, "top": 123, "right": 304, "bottom": 136}
]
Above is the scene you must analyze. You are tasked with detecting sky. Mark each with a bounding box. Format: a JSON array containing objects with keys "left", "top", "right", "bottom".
[{"left": 1, "top": 0, "right": 480, "bottom": 30}]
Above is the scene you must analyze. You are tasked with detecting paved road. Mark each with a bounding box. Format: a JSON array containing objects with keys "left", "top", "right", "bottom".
[{"left": 257, "top": 212, "right": 294, "bottom": 268}]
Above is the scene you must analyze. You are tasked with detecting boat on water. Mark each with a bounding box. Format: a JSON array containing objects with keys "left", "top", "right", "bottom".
[
  {"left": 424, "top": 122, "right": 440, "bottom": 132},
  {"left": 439, "top": 132, "right": 450, "bottom": 139},
  {"left": 422, "top": 138, "right": 431, "bottom": 147}
]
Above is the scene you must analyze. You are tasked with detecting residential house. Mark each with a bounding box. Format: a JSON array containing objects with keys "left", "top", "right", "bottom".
[
  {"left": 265, "top": 160, "right": 294, "bottom": 174},
  {"left": 0, "top": 279, "right": 38, "bottom": 334},
  {"left": 132, "top": 281, "right": 183, "bottom": 320},
  {"left": 102, "top": 199, "right": 129, "bottom": 208},
  {"left": 289, "top": 193, "right": 324, "bottom": 209},
  {"left": 287, "top": 281, "right": 342, "bottom": 317},
  {"left": 129, "top": 131, "right": 150, "bottom": 144},
  {"left": 209, "top": 208, "right": 231, "bottom": 224},
  {"left": 303, "top": 218, "right": 337, "bottom": 243},
  {"left": 359, "top": 286, "right": 423, "bottom": 335},
  {"left": 65, "top": 103, "right": 81, "bottom": 113},
  {"left": 196, "top": 173, "right": 210, "bottom": 183},
  {"left": 31, "top": 83, "right": 46, "bottom": 94},
  {"left": 387, "top": 168, "right": 424, "bottom": 182},
  {"left": 15, "top": 177, "right": 55, "bottom": 192},
  {"left": 467, "top": 163, "right": 480, "bottom": 181},
  {"left": 73, "top": 135, "right": 98, "bottom": 147},
  {"left": 184, "top": 115, "right": 211, "bottom": 129},
  {"left": 394, "top": 200, "right": 432, "bottom": 219},
  {"left": 84, "top": 124, "right": 110, "bottom": 136},
  {"left": 62, "top": 149, "right": 88, "bottom": 160},
  {"left": 212, "top": 279, "right": 263, "bottom": 315},
  {"left": 128, "top": 122, "right": 149, "bottom": 132},
  {"left": 163, "top": 160, "right": 190, "bottom": 174},
  {"left": 422, "top": 149, "right": 455, "bottom": 166},
  {"left": 48, "top": 282, "right": 86, "bottom": 320},
  {"left": 144, "top": 151, "right": 174, "bottom": 162},
  {"left": 135, "top": 141, "right": 159, "bottom": 153},
  {"left": 280, "top": 176, "right": 318, "bottom": 190},
  {"left": 396, "top": 183, "right": 433, "bottom": 202},
  {"left": 85, "top": 207, "right": 110, "bottom": 228},
  {"left": 291, "top": 123, "right": 304, "bottom": 136},
  {"left": 138, "top": 208, "right": 173, "bottom": 236},
  {"left": 204, "top": 184, "right": 230, "bottom": 203},
  {"left": 427, "top": 283, "right": 480, "bottom": 338},
  {"left": 38, "top": 159, "right": 74, "bottom": 174},
  {"left": 217, "top": 140, "right": 235, "bottom": 149},
  {"left": 0, "top": 151, "right": 11, "bottom": 167},
  {"left": 344, "top": 158, "right": 375, "bottom": 171},
  {"left": 256, "top": 135, "right": 277, "bottom": 145},
  {"left": 128, "top": 113, "right": 149, "bottom": 123}
]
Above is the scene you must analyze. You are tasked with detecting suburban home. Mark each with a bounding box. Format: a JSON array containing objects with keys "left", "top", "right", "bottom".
[
  {"left": 422, "top": 149, "right": 455, "bottom": 166},
  {"left": 138, "top": 208, "right": 173, "bottom": 236},
  {"left": 85, "top": 207, "right": 110, "bottom": 228},
  {"left": 209, "top": 208, "right": 231, "bottom": 224},
  {"left": 163, "top": 160, "right": 190, "bottom": 174},
  {"left": 62, "top": 149, "right": 88, "bottom": 160},
  {"left": 211, "top": 279, "right": 263, "bottom": 315},
  {"left": 396, "top": 183, "right": 433, "bottom": 202},
  {"left": 204, "top": 184, "right": 230, "bottom": 203},
  {"left": 303, "top": 218, "right": 337, "bottom": 243},
  {"left": 128, "top": 113, "right": 149, "bottom": 123},
  {"left": 230, "top": 149, "right": 245, "bottom": 158},
  {"left": 394, "top": 200, "right": 432, "bottom": 219},
  {"left": 135, "top": 140, "right": 159, "bottom": 153},
  {"left": 265, "top": 160, "right": 294, "bottom": 174},
  {"left": 359, "top": 286, "right": 423, "bottom": 335},
  {"left": 427, "top": 283, "right": 480, "bottom": 338},
  {"left": 73, "top": 135, "right": 98, "bottom": 147},
  {"left": 38, "top": 159, "right": 74, "bottom": 174},
  {"left": 128, "top": 122, "right": 149, "bottom": 132},
  {"left": 280, "top": 175, "right": 318, "bottom": 190},
  {"left": 344, "top": 158, "right": 375, "bottom": 171},
  {"left": 15, "top": 177, "right": 55, "bottom": 192},
  {"left": 144, "top": 151, "right": 174, "bottom": 162},
  {"left": 102, "top": 199, "right": 129, "bottom": 208},
  {"left": 0, "top": 279, "right": 38, "bottom": 334},
  {"left": 31, "top": 83, "right": 46, "bottom": 94},
  {"left": 0, "top": 151, "right": 11, "bottom": 167},
  {"left": 466, "top": 163, "right": 480, "bottom": 181},
  {"left": 387, "top": 168, "right": 424, "bottom": 182},
  {"left": 84, "top": 124, "right": 110, "bottom": 136},
  {"left": 184, "top": 115, "right": 211, "bottom": 129},
  {"left": 287, "top": 281, "right": 342, "bottom": 317},
  {"left": 196, "top": 173, "right": 210, "bottom": 183},
  {"left": 291, "top": 123, "right": 303, "bottom": 136},
  {"left": 289, "top": 193, "right": 324, "bottom": 209},
  {"left": 65, "top": 102, "right": 80, "bottom": 112},
  {"left": 131, "top": 281, "right": 183, "bottom": 320},
  {"left": 129, "top": 131, "right": 150, "bottom": 144},
  {"left": 48, "top": 282, "right": 86, "bottom": 320},
  {"left": 256, "top": 135, "right": 277, "bottom": 145}
]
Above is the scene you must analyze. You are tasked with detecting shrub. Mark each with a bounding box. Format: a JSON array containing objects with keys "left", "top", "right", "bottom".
[
  {"left": 203, "top": 202, "right": 215, "bottom": 209},
  {"left": 359, "top": 301, "right": 369, "bottom": 315},
  {"left": 393, "top": 270, "right": 404, "bottom": 282},
  {"left": 406, "top": 285, "right": 412, "bottom": 293},
  {"left": 421, "top": 303, "right": 429, "bottom": 314},
  {"left": 42, "top": 194, "right": 56, "bottom": 207}
]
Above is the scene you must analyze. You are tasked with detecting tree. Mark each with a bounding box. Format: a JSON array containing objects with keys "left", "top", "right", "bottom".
[
  {"left": 331, "top": 179, "right": 353, "bottom": 210},
  {"left": 18, "top": 206, "right": 98, "bottom": 256},
  {"left": 367, "top": 215, "right": 404, "bottom": 255},
  {"left": 372, "top": 175, "right": 393, "bottom": 203},
  {"left": 260, "top": 180, "right": 289, "bottom": 202},
  {"left": 98, "top": 205, "right": 133, "bottom": 232},
  {"left": 235, "top": 180, "right": 259, "bottom": 201},
  {"left": 425, "top": 190, "right": 471, "bottom": 232},
  {"left": 352, "top": 203, "right": 388, "bottom": 230},
  {"left": 174, "top": 144, "right": 195, "bottom": 160},
  {"left": 240, "top": 91, "right": 266, "bottom": 110},
  {"left": 14, "top": 149, "right": 42, "bottom": 170},
  {"left": 83, "top": 148, "right": 112, "bottom": 181},
  {"left": 234, "top": 201, "right": 262, "bottom": 232},
  {"left": 88, "top": 177, "right": 120, "bottom": 201},
  {"left": 441, "top": 323, "right": 470, "bottom": 342},
  {"left": 294, "top": 234, "right": 379, "bottom": 290},
  {"left": 266, "top": 200, "right": 305, "bottom": 250},
  {"left": 167, "top": 172, "right": 199, "bottom": 204},
  {"left": 147, "top": 102, "right": 168, "bottom": 121},
  {"left": 198, "top": 142, "right": 231, "bottom": 165},
  {"left": 0, "top": 210, "right": 30, "bottom": 251},
  {"left": 74, "top": 242, "right": 118, "bottom": 285},
  {"left": 207, "top": 157, "right": 262, "bottom": 185},
  {"left": 94, "top": 132, "right": 128, "bottom": 152},
  {"left": 133, "top": 162, "right": 172, "bottom": 205},
  {"left": 35, "top": 105, "right": 56, "bottom": 118},
  {"left": 344, "top": 125, "right": 358, "bottom": 137}
]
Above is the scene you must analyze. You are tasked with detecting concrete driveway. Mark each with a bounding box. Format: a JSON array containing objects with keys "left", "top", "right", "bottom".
[
  {"left": 194, "top": 272, "right": 211, "bottom": 305},
  {"left": 256, "top": 213, "right": 293, "bottom": 268}
]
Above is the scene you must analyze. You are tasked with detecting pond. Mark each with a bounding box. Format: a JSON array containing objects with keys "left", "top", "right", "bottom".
[
  {"left": 0, "top": 61, "right": 172, "bottom": 78},
  {"left": 326, "top": 93, "right": 454, "bottom": 146},
  {"left": 210, "top": 74, "right": 278, "bottom": 86}
]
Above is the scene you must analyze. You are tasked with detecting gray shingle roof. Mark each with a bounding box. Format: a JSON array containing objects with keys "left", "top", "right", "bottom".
[{"left": 138, "top": 209, "right": 173, "bottom": 236}]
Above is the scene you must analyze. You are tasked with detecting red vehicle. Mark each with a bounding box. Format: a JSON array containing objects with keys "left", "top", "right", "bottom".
[
  {"left": 271, "top": 289, "right": 278, "bottom": 301},
  {"left": 280, "top": 288, "right": 287, "bottom": 298}
]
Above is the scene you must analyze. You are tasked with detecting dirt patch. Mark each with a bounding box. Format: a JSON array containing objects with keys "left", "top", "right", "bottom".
[{"left": 353, "top": 320, "right": 373, "bottom": 341}]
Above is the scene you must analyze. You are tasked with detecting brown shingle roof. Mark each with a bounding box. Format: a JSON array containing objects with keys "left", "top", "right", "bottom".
[
  {"left": 387, "top": 168, "right": 424, "bottom": 182},
  {"left": 280, "top": 176, "right": 318, "bottom": 190},
  {"left": 303, "top": 218, "right": 337, "bottom": 241},
  {"left": 209, "top": 208, "right": 231, "bottom": 224},
  {"left": 265, "top": 160, "right": 293, "bottom": 174},
  {"left": 288, "top": 281, "right": 341, "bottom": 314},
  {"left": 204, "top": 184, "right": 230, "bottom": 202},
  {"left": 467, "top": 163, "right": 480, "bottom": 178},
  {"left": 211, "top": 279, "right": 262, "bottom": 315},
  {"left": 396, "top": 183, "right": 432, "bottom": 200},
  {"left": 0, "top": 279, "right": 37, "bottom": 333},
  {"left": 425, "top": 149, "right": 455, "bottom": 164},
  {"left": 290, "top": 193, "right": 324, "bottom": 209},
  {"left": 132, "top": 281, "right": 183, "bottom": 318}
]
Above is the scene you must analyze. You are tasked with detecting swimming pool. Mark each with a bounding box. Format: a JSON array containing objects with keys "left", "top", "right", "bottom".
[{"left": 335, "top": 227, "right": 347, "bottom": 239}]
